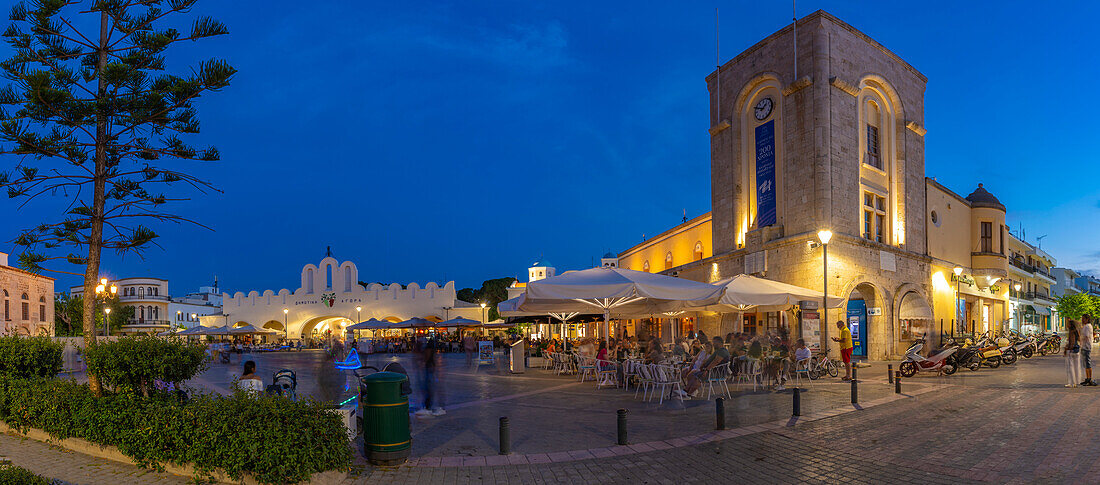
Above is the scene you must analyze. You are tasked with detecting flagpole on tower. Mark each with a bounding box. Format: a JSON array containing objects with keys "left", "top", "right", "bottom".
[{"left": 793, "top": 0, "right": 798, "bottom": 80}]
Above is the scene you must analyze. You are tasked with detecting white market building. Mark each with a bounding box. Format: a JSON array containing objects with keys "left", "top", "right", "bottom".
[{"left": 214, "top": 257, "right": 484, "bottom": 340}]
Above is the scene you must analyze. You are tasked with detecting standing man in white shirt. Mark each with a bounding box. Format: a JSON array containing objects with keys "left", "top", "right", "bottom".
[{"left": 1080, "top": 316, "right": 1095, "bottom": 386}]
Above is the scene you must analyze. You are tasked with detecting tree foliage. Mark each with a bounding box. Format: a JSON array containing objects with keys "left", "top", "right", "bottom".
[
  {"left": 1056, "top": 293, "right": 1099, "bottom": 321},
  {"left": 0, "top": 1, "right": 233, "bottom": 392},
  {"left": 458, "top": 277, "right": 517, "bottom": 320}
]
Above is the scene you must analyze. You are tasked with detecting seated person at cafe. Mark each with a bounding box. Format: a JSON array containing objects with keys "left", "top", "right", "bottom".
[
  {"left": 644, "top": 336, "right": 663, "bottom": 364},
  {"left": 793, "top": 339, "right": 811, "bottom": 362},
  {"left": 672, "top": 338, "right": 688, "bottom": 358},
  {"left": 747, "top": 340, "right": 764, "bottom": 360},
  {"left": 681, "top": 336, "right": 731, "bottom": 397}
]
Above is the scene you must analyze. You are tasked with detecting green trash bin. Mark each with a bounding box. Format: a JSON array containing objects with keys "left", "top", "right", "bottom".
[{"left": 359, "top": 371, "right": 411, "bottom": 465}]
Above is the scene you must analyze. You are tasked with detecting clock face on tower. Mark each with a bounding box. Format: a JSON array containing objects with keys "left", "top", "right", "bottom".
[{"left": 754, "top": 97, "right": 773, "bottom": 120}]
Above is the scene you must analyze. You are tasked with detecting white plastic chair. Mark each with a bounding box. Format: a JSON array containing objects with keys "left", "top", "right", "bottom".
[
  {"left": 596, "top": 359, "right": 618, "bottom": 388},
  {"left": 577, "top": 355, "right": 597, "bottom": 382},
  {"left": 635, "top": 363, "right": 654, "bottom": 400},
  {"left": 650, "top": 365, "right": 684, "bottom": 405},
  {"left": 736, "top": 358, "right": 764, "bottom": 391},
  {"left": 705, "top": 362, "right": 732, "bottom": 399},
  {"left": 793, "top": 357, "right": 813, "bottom": 389}
]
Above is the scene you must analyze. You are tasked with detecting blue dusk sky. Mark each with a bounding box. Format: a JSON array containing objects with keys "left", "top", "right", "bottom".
[{"left": 1, "top": 1, "right": 1098, "bottom": 294}]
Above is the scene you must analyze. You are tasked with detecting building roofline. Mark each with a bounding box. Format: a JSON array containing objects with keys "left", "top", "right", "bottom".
[
  {"left": 925, "top": 177, "right": 972, "bottom": 208},
  {"left": 618, "top": 212, "right": 712, "bottom": 258},
  {"left": 0, "top": 265, "right": 55, "bottom": 281},
  {"left": 705, "top": 10, "right": 927, "bottom": 85}
]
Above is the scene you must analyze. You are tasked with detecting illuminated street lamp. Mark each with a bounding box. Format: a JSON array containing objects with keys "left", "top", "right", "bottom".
[
  {"left": 480, "top": 302, "right": 487, "bottom": 325},
  {"left": 95, "top": 278, "right": 118, "bottom": 336},
  {"left": 1014, "top": 283, "right": 1022, "bottom": 331},
  {"left": 953, "top": 266, "right": 964, "bottom": 333},
  {"left": 283, "top": 308, "right": 289, "bottom": 340},
  {"left": 103, "top": 307, "right": 111, "bottom": 336},
  {"left": 817, "top": 230, "right": 832, "bottom": 347}
]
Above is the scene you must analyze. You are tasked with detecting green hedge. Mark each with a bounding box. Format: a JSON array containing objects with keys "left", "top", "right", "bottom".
[
  {"left": 0, "top": 336, "right": 63, "bottom": 379},
  {"left": 84, "top": 335, "right": 207, "bottom": 396},
  {"left": 0, "top": 464, "right": 47, "bottom": 484},
  {"left": 0, "top": 378, "right": 351, "bottom": 484}
]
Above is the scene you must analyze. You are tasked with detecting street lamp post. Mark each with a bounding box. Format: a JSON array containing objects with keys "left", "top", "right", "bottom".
[
  {"left": 953, "top": 266, "right": 964, "bottom": 335},
  {"left": 1013, "top": 283, "right": 1022, "bottom": 332},
  {"left": 817, "top": 230, "right": 832, "bottom": 349},
  {"left": 95, "top": 278, "right": 117, "bottom": 336},
  {"left": 103, "top": 307, "right": 111, "bottom": 336},
  {"left": 283, "top": 308, "right": 289, "bottom": 340},
  {"left": 480, "top": 302, "right": 487, "bottom": 337}
]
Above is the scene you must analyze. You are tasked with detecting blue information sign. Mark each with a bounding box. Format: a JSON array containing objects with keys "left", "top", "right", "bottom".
[{"left": 755, "top": 120, "right": 777, "bottom": 227}]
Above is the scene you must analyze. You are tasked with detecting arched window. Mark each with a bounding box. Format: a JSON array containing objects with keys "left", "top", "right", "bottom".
[
  {"left": 20, "top": 293, "right": 29, "bottom": 321},
  {"left": 306, "top": 269, "right": 314, "bottom": 294},
  {"left": 694, "top": 241, "right": 704, "bottom": 261},
  {"left": 139, "top": 306, "right": 146, "bottom": 321},
  {"left": 664, "top": 252, "right": 674, "bottom": 270},
  {"left": 344, "top": 266, "right": 352, "bottom": 292},
  {"left": 38, "top": 297, "right": 45, "bottom": 322},
  {"left": 738, "top": 76, "right": 784, "bottom": 236},
  {"left": 856, "top": 79, "right": 898, "bottom": 246},
  {"left": 326, "top": 265, "right": 333, "bottom": 289},
  {"left": 2, "top": 290, "right": 7, "bottom": 321},
  {"left": 642, "top": 261, "right": 650, "bottom": 273}
]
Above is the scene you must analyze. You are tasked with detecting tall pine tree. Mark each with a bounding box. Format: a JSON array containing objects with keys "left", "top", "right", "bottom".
[{"left": 0, "top": 0, "right": 234, "bottom": 394}]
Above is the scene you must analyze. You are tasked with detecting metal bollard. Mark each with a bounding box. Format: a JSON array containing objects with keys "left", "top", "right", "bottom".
[
  {"left": 895, "top": 371, "right": 902, "bottom": 394},
  {"left": 850, "top": 367, "right": 858, "bottom": 404},
  {"left": 617, "top": 409, "right": 628, "bottom": 445},
  {"left": 888, "top": 364, "right": 894, "bottom": 384},
  {"left": 715, "top": 397, "right": 726, "bottom": 430},
  {"left": 499, "top": 417, "right": 510, "bottom": 455},
  {"left": 792, "top": 387, "right": 801, "bottom": 416}
]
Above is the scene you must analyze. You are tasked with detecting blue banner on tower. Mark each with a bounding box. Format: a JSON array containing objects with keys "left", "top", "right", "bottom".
[{"left": 755, "top": 120, "right": 777, "bottom": 227}]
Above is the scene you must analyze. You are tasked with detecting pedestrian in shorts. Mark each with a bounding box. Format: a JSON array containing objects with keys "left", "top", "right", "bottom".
[{"left": 1081, "top": 316, "right": 1095, "bottom": 386}]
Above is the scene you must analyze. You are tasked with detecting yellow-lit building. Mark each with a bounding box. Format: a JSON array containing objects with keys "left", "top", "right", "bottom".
[
  {"left": 925, "top": 180, "right": 1009, "bottom": 338},
  {"left": 618, "top": 213, "right": 712, "bottom": 274},
  {"left": 1004, "top": 231, "right": 1058, "bottom": 332}
]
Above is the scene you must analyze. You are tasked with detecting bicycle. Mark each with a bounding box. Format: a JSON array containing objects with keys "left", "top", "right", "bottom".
[{"left": 808, "top": 352, "right": 839, "bottom": 379}]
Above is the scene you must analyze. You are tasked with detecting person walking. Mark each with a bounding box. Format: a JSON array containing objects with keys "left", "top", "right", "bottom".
[
  {"left": 1065, "top": 320, "right": 1081, "bottom": 388},
  {"left": 832, "top": 320, "right": 854, "bottom": 381},
  {"left": 1081, "top": 316, "right": 1095, "bottom": 386}
]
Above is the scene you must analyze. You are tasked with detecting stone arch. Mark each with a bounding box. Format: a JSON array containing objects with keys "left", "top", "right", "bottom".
[
  {"left": 894, "top": 284, "right": 934, "bottom": 350},
  {"left": 263, "top": 320, "right": 284, "bottom": 331},
  {"left": 836, "top": 275, "right": 892, "bottom": 360},
  {"left": 856, "top": 74, "right": 905, "bottom": 246},
  {"left": 694, "top": 241, "right": 704, "bottom": 261},
  {"left": 380, "top": 316, "right": 403, "bottom": 323},
  {"left": 297, "top": 315, "right": 351, "bottom": 339},
  {"left": 233, "top": 321, "right": 250, "bottom": 328},
  {"left": 423, "top": 315, "right": 443, "bottom": 323}
]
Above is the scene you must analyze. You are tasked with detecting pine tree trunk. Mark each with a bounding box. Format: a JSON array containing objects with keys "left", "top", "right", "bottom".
[{"left": 82, "top": 9, "right": 111, "bottom": 397}]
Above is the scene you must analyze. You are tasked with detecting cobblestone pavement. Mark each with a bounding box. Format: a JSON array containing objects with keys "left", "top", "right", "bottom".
[
  {"left": 9, "top": 352, "right": 1095, "bottom": 484},
  {"left": 0, "top": 434, "right": 188, "bottom": 484}
]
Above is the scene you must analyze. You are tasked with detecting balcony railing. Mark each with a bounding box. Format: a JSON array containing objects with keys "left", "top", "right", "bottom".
[
  {"left": 1035, "top": 268, "right": 1054, "bottom": 280},
  {"left": 119, "top": 294, "right": 170, "bottom": 301},
  {"left": 124, "top": 319, "right": 171, "bottom": 326},
  {"left": 1027, "top": 292, "right": 1055, "bottom": 303},
  {"left": 1009, "top": 258, "right": 1035, "bottom": 273}
]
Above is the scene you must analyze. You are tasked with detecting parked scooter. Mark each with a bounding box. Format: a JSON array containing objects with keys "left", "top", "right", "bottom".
[
  {"left": 898, "top": 335, "right": 958, "bottom": 377},
  {"left": 995, "top": 336, "right": 1018, "bottom": 365},
  {"left": 973, "top": 334, "right": 1003, "bottom": 368},
  {"left": 944, "top": 337, "right": 982, "bottom": 371},
  {"left": 1006, "top": 330, "right": 1036, "bottom": 359}
]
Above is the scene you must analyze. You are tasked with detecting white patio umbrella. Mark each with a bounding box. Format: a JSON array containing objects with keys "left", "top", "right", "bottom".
[
  {"left": 693, "top": 274, "right": 845, "bottom": 333},
  {"left": 520, "top": 267, "right": 725, "bottom": 345},
  {"left": 438, "top": 317, "right": 483, "bottom": 327},
  {"left": 347, "top": 318, "right": 388, "bottom": 331},
  {"left": 229, "top": 324, "right": 276, "bottom": 335}
]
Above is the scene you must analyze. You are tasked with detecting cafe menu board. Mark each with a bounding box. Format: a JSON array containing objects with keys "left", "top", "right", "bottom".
[
  {"left": 801, "top": 311, "right": 821, "bottom": 350},
  {"left": 478, "top": 341, "right": 494, "bottom": 365}
]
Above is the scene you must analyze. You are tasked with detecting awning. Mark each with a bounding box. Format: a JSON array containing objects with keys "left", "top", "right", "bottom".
[
  {"left": 1023, "top": 305, "right": 1037, "bottom": 314},
  {"left": 898, "top": 292, "right": 933, "bottom": 320},
  {"left": 1033, "top": 306, "right": 1051, "bottom": 316}
]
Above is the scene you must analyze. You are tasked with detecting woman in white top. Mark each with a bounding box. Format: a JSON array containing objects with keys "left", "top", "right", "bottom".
[{"left": 239, "top": 360, "right": 264, "bottom": 394}]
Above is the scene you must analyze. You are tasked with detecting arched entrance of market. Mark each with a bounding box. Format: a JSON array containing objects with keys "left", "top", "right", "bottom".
[
  {"left": 263, "top": 320, "right": 284, "bottom": 332},
  {"left": 841, "top": 281, "right": 884, "bottom": 359},
  {"left": 299, "top": 315, "right": 352, "bottom": 341}
]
